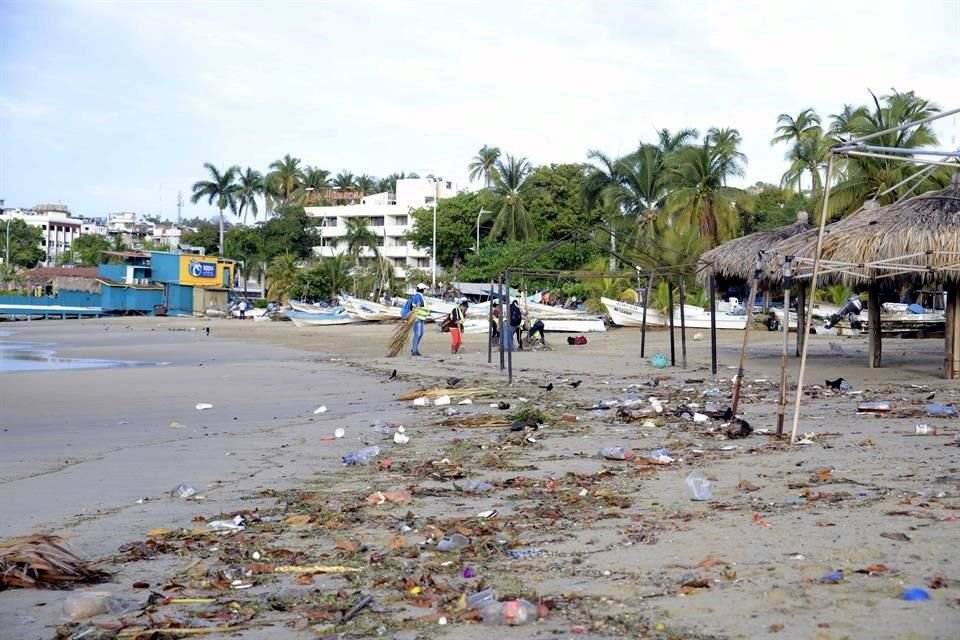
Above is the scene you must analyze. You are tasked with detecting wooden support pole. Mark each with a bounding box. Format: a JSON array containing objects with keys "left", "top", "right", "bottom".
[
  {"left": 795, "top": 283, "right": 806, "bottom": 357},
  {"left": 776, "top": 256, "right": 793, "bottom": 436},
  {"left": 868, "top": 279, "right": 882, "bottom": 369},
  {"left": 730, "top": 256, "right": 761, "bottom": 417},
  {"left": 640, "top": 272, "right": 653, "bottom": 358},
  {"left": 679, "top": 277, "right": 687, "bottom": 369},
  {"left": 487, "top": 279, "right": 493, "bottom": 364},
  {"left": 668, "top": 281, "right": 676, "bottom": 366},
  {"left": 946, "top": 285, "right": 960, "bottom": 380},
  {"left": 709, "top": 273, "right": 718, "bottom": 376}
]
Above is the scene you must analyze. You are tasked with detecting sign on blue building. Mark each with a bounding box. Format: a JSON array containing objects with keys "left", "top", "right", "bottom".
[{"left": 188, "top": 259, "right": 217, "bottom": 279}]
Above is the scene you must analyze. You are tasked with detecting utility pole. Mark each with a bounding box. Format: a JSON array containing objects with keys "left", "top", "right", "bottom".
[{"left": 177, "top": 192, "right": 183, "bottom": 225}]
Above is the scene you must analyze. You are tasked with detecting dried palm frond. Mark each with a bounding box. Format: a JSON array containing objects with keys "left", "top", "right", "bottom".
[
  {"left": 386, "top": 314, "right": 416, "bottom": 358},
  {"left": 439, "top": 415, "right": 511, "bottom": 428},
  {"left": 398, "top": 387, "right": 497, "bottom": 401},
  {"left": 0, "top": 534, "right": 110, "bottom": 590}
]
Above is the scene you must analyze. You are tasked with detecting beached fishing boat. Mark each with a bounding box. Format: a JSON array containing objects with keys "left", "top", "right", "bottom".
[
  {"left": 289, "top": 301, "right": 340, "bottom": 314},
  {"left": 541, "top": 316, "right": 607, "bottom": 332},
  {"left": 285, "top": 309, "right": 362, "bottom": 327},
  {"left": 671, "top": 305, "right": 749, "bottom": 330},
  {"left": 341, "top": 297, "right": 402, "bottom": 321},
  {"left": 601, "top": 297, "right": 667, "bottom": 327}
]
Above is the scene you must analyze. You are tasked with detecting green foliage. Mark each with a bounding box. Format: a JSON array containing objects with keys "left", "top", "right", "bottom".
[
  {"left": 259, "top": 206, "right": 318, "bottom": 260},
  {"left": 458, "top": 240, "right": 597, "bottom": 285},
  {"left": 266, "top": 253, "right": 299, "bottom": 302},
  {"left": 3, "top": 219, "right": 45, "bottom": 268},
  {"left": 70, "top": 233, "right": 110, "bottom": 266},
  {"left": 525, "top": 163, "right": 599, "bottom": 240},
  {"left": 408, "top": 191, "right": 490, "bottom": 268},
  {"left": 750, "top": 183, "right": 812, "bottom": 232},
  {"left": 287, "top": 261, "right": 332, "bottom": 301},
  {"left": 817, "top": 284, "right": 855, "bottom": 306},
  {"left": 181, "top": 222, "right": 221, "bottom": 255},
  {"left": 489, "top": 155, "right": 536, "bottom": 242}
]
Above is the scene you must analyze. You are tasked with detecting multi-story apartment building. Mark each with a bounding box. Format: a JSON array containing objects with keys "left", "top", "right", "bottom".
[
  {"left": 0, "top": 203, "right": 83, "bottom": 266},
  {"left": 304, "top": 178, "right": 458, "bottom": 278}
]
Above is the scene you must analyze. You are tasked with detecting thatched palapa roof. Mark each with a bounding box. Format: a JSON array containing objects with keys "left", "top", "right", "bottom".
[{"left": 697, "top": 212, "right": 812, "bottom": 286}]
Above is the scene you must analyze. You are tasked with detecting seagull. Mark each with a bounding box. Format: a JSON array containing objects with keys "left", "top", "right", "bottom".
[
  {"left": 540, "top": 383, "right": 554, "bottom": 391},
  {"left": 825, "top": 377, "right": 844, "bottom": 390},
  {"left": 925, "top": 391, "right": 936, "bottom": 400}
]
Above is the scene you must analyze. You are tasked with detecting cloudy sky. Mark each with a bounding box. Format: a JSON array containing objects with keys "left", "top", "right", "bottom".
[{"left": 1, "top": 0, "right": 958, "bottom": 220}]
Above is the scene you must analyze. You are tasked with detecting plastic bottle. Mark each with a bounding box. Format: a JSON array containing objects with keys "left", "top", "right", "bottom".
[
  {"left": 684, "top": 471, "right": 712, "bottom": 501},
  {"left": 600, "top": 447, "right": 633, "bottom": 460},
  {"left": 857, "top": 401, "right": 894, "bottom": 412},
  {"left": 481, "top": 599, "right": 538, "bottom": 625},
  {"left": 926, "top": 403, "right": 958, "bottom": 417},
  {"left": 467, "top": 588, "right": 496, "bottom": 610},
  {"left": 454, "top": 479, "right": 494, "bottom": 493},
  {"left": 342, "top": 445, "right": 380, "bottom": 466}
]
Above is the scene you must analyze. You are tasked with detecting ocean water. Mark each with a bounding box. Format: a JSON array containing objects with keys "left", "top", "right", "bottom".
[{"left": 0, "top": 340, "right": 163, "bottom": 373}]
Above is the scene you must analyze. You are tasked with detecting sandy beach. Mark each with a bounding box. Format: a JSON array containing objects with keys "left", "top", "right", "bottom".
[{"left": 1, "top": 317, "right": 958, "bottom": 640}]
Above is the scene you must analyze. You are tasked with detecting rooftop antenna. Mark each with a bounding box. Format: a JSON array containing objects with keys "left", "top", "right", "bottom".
[{"left": 177, "top": 191, "right": 183, "bottom": 225}]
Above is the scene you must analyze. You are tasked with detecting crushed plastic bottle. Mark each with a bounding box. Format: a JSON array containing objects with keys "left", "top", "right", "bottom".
[
  {"left": 926, "top": 403, "right": 958, "bottom": 417},
  {"left": 650, "top": 448, "right": 673, "bottom": 464},
  {"left": 684, "top": 470, "right": 712, "bottom": 501},
  {"left": 481, "top": 598, "right": 538, "bottom": 625},
  {"left": 467, "top": 588, "right": 496, "bottom": 610},
  {"left": 169, "top": 483, "right": 197, "bottom": 499},
  {"left": 453, "top": 479, "right": 494, "bottom": 494},
  {"left": 600, "top": 447, "right": 633, "bottom": 460},
  {"left": 342, "top": 445, "right": 380, "bottom": 466},
  {"left": 857, "top": 401, "right": 894, "bottom": 413}
]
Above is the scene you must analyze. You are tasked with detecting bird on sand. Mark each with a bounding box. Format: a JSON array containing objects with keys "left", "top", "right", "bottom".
[
  {"left": 825, "top": 377, "right": 845, "bottom": 390},
  {"left": 925, "top": 391, "right": 936, "bottom": 400},
  {"left": 540, "top": 383, "right": 554, "bottom": 391},
  {"left": 446, "top": 376, "right": 463, "bottom": 387},
  {"left": 569, "top": 380, "right": 582, "bottom": 388},
  {"left": 389, "top": 369, "right": 397, "bottom": 380}
]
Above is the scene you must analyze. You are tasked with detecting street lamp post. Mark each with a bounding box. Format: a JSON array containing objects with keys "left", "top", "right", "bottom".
[
  {"left": 4, "top": 217, "right": 11, "bottom": 275},
  {"left": 475, "top": 208, "right": 490, "bottom": 252},
  {"left": 431, "top": 178, "right": 441, "bottom": 289}
]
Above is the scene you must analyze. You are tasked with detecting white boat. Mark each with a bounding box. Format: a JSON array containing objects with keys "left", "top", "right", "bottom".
[
  {"left": 342, "top": 297, "right": 402, "bottom": 321},
  {"left": 289, "top": 301, "right": 341, "bottom": 314},
  {"left": 541, "top": 316, "right": 607, "bottom": 333},
  {"left": 285, "top": 309, "right": 362, "bottom": 327},
  {"left": 672, "top": 305, "right": 749, "bottom": 330},
  {"left": 601, "top": 297, "right": 667, "bottom": 327}
]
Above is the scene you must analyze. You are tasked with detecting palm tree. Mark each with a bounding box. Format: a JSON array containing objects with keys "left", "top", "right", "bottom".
[
  {"left": 354, "top": 174, "right": 377, "bottom": 197},
  {"left": 235, "top": 168, "right": 264, "bottom": 225},
  {"left": 666, "top": 140, "right": 746, "bottom": 248},
  {"left": 337, "top": 217, "right": 380, "bottom": 294},
  {"left": 322, "top": 254, "right": 352, "bottom": 296},
  {"left": 295, "top": 166, "right": 331, "bottom": 205},
  {"left": 780, "top": 130, "right": 830, "bottom": 201},
  {"left": 656, "top": 128, "right": 699, "bottom": 153},
  {"left": 489, "top": 155, "right": 536, "bottom": 242},
  {"left": 582, "top": 150, "right": 624, "bottom": 270},
  {"left": 266, "top": 253, "right": 299, "bottom": 303},
  {"left": 828, "top": 104, "right": 862, "bottom": 137},
  {"left": 771, "top": 109, "right": 822, "bottom": 194},
  {"left": 468, "top": 145, "right": 501, "bottom": 189},
  {"left": 190, "top": 162, "right": 239, "bottom": 254},
  {"left": 828, "top": 90, "right": 941, "bottom": 218},
  {"left": 333, "top": 171, "right": 356, "bottom": 190},
  {"left": 617, "top": 143, "right": 673, "bottom": 245},
  {"left": 267, "top": 154, "right": 304, "bottom": 209}
]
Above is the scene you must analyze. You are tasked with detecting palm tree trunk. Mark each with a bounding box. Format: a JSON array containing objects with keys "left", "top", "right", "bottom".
[{"left": 218, "top": 207, "right": 225, "bottom": 256}]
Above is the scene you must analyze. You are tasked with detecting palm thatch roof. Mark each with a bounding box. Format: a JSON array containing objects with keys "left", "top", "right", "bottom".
[
  {"left": 790, "top": 175, "right": 960, "bottom": 286},
  {"left": 696, "top": 212, "right": 812, "bottom": 285}
]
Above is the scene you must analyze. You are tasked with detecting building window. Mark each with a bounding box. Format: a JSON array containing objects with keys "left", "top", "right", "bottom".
[
  {"left": 376, "top": 237, "right": 384, "bottom": 247},
  {"left": 424, "top": 196, "right": 435, "bottom": 204},
  {"left": 370, "top": 217, "right": 384, "bottom": 227},
  {"left": 324, "top": 217, "right": 337, "bottom": 227},
  {"left": 395, "top": 238, "right": 407, "bottom": 247},
  {"left": 395, "top": 215, "right": 408, "bottom": 226}
]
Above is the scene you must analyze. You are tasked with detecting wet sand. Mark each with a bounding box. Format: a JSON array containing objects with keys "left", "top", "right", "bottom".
[{"left": 0, "top": 317, "right": 957, "bottom": 639}]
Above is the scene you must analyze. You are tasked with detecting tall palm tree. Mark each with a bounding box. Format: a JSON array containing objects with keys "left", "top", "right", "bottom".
[
  {"left": 705, "top": 127, "right": 747, "bottom": 184},
  {"left": 582, "top": 150, "right": 625, "bottom": 271},
  {"left": 468, "top": 145, "right": 501, "bottom": 189},
  {"left": 337, "top": 217, "right": 379, "bottom": 294},
  {"left": 333, "top": 171, "right": 356, "bottom": 190},
  {"left": 828, "top": 104, "right": 863, "bottom": 137},
  {"left": 489, "top": 155, "right": 536, "bottom": 242},
  {"left": 322, "top": 254, "right": 352, "bottom": 296},
  {"left": 190, "top": 162, "right": 239, "bottom": 254},
  {"left": 828, "top": 90, "right": 941, "bottom": 218},
  {"left": 354, "top": 174, "right": 377, "bottom": 196},
  {"left": 267, "top": 154, "right": 304, "bottom": 209},
  {"left": 780, "top": 130, "right": 830, "bottom": 201},
  {"left": 771, "top": 109, "right": 822, "bottom": 195},
  {"left": 296, "top": 166, "right": 332, "bottom": 204},
  {"left": 235, "top": 168, "right": 264, "bottom": 225},
  {"left": 617, "top": 143, "right": 672, "bottom": 244},
  {"left": 667, "top": 140, "right": 746, "bottom": 248},
  {"left": 656, "top": 128, "right": 699, "bottom": 154}
]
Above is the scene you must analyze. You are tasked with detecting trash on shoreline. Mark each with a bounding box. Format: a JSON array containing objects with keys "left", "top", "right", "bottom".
[
  {"left": 600, "top": 446, "right": 633, "bottom": 460},
  {"left": 63, "top": 591, "right": 139, "bottom": 620},
  {"left": 685, "top": 471, "right": 713, "bottom": 501},
  {"left": 314, "top": 405, "right": 328, "bottom": 414},
  {"left": 169, "top": 483, "right": 197, "bottom": 499},
  {"left": 0, "top": 535, "right": 110, "bottom": 590},
  {"left": 927, "top": 403, "right": 957, "bottom": 417},
  {"left": 208, "top": 515, "right": 245, "bottom": 531},
  {"left": 436, "top": 533, "right": 469, "bottom": 551},
  {"left": 454, "top": 479, "right": 494, "bottom": 494},
  {"left": 857, "top": 401, "right": 894, "bottom": 413},
  {"left": 650, "top": 448, "right": 673, "bottom": 464},
  {"left": 902, "top": 587, "right": 931, "bottom": 601},
  {"left": 481, "top": 598, "right": 539, "bottom": 625},
  {"left": 195, "top": 402, "right": 213, "bottom": 411},
  {"left": 335, "top": 427, "right": 345, "bottom": 438},
  {"left": 343, "top": 445, "right": 380, "bottom": 465}
]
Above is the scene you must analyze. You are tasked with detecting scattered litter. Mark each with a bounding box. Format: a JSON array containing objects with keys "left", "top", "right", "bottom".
[
  {"left": 0, "top": 535, "right": 109, "bottom": 590},
  {"left": 195, "top": 403, "right": 213, "bottom": 411},
  {"left": 169, "top": 421, "right": 185, "bottom": 429},
  {"left": 600, "top": 446, "right": 633, "bottom": 460},
  {"left": 481, "top": 598, "right": 539, "bottom": 625},
  {"left": 314, "top": 405, "right": 328, "bottom": 414},
  {"left": 169, "top": 483, "right": 197, "bottom": 499},
  {"left": 649, "top": 448, "right": 673, "bottom": 464},
  {"left": 685, "top": 471, "right": 713, "bottom": 501},
  {"left": 343, "top": 445, "right": 380, "bottom": 466},
  {"left": 334, "top": 427, "right": 345, "bottom": 438},
  {"left": 454, "top": 479, "right": 494, "bottom": 494},
  {"left": 651, "top": 353, "right": 668, "bottom": 369},
  {"left": 208, "top": 515, "right": 245, "bottom": 531},
  {"left": 821, "top": 571, "right": 844, "bottom": 584},
  {"left": 414, "top": 397, "right": 430, "bottom": 406},
  {"left": 394, "top": 431, "right": 410, "bottom": 444},
  {"left": 434, "top": 395, "right": 451, "bottom": 406},
  {"left": 437, "top": 533, "right": 469, "bottom": 551},
  {"left": 458, "top": 398, "right": 473, "bottom": 405},
  {"left": 858, "top": 401, "right": 894, "bottom": 413},
  {"left": 927, "top": 403, "right": 957, "bottom": 417},
  {"left": 902, "top": 587, "right": 931, "bottom": 601},
  {"left": 508, "top": 548, "right": 547, "bottom": 560}
]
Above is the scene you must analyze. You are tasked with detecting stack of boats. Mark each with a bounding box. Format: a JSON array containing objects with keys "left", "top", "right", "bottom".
[
  {"left": 600, "top": 297, "right": 750, "bottom": 330},
  {"left": 282, "top": 294, "right": 608, "bottom": 332}
]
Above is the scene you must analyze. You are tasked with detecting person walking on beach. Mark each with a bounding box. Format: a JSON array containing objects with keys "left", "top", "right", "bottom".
[
  {"left": 449, "top": 300, "right": 468, "bottom": 354},
  {"left": 509, "top": 299, "right": 524, "bottom": 351},
  {"left": 238, "top": 298, "right": 248, "bottom": 320},
  {"left": 410, "top": 283, "right": 430, "bottom": 356}
]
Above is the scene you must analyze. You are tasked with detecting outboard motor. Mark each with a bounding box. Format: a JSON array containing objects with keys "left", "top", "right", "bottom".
[{"left": 825, "top": 294, "right": 864, "bottom": 329}]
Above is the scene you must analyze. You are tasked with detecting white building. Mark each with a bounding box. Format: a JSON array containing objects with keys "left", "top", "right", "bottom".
[
  {"left": 0, "top": 203, "right": 83, "bottom": 266},
  {"left": 305, "top": 178, "right": 458, "bottom": 278}
]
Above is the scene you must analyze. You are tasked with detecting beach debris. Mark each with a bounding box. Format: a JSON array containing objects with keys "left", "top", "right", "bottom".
[
  {"left": 434, "top": 395, "right": 451, "bottom": 406},
  {"left": 414, "top": 396, "right": 430, "bottom": 406},
  {"left": 508, "top": 548, "right": 547, "bottom": 560},
  {"left": 436, "top": 533, "right": 469, "bottom": 551},
  {"left": 902, "top": 587, "right": 931, "bottom": 601},
  {"left": 169, "top": 483, "right": 197, "bottom": 499},
  {"left": 649, "top": 448, "right": 673, "bottom": 464},
  {"left": 366, "top": 488, "right": 412, "bottom": 505},
  {"left": 453, "top": 479, "right": 494, "bottom": 494},
  {"left": 62, "top": 591, "right": 138, "bottom": 620},
  {"left": 825, "top": 377, "right": 845, "bottom": 390},
  {"left": 880, "top": 531, "right": 911, "bottom": 542},
  {"left": 858, "top": 401, "right": 894, "bottom": 413},
  {"left": 725, "top": 417, "right": 753, "bottom": 439},
  {"left": 342, "top": 594, "right": 374, "bottom": 623},
  {"left": 685, "top": 471, "right": 713, "bottom": 501},
  {"left": 0, "top": 535, "right": 110, "bottom": 590},
  {"left": 169, "top": 421, "right": 185, "bottom": 429},
  {"left": 314, "top": 405, "right": 328, "bottom": 414},
  {"left": 458, "top": 398, "right": 473, "bottom": 405},
  {"left": 399, "top": 386, "right": 496, "bottom": 401},
  {"left": 600, "top": 446, "right": 633, "bottom": 460},
  {"left": 927, "top": 403, "right": 957, "bottom": 417},
  {"left": 195, "top": 402, "right": 213, "bottom": 411},
  {"left": 334, "top": 427, "right": 345, "bottom": 438},
  {"left": 481, "top": 598, "right": 539, "bottom": 625},
  {"left": 393, "top": 430, "right": 410, "bottom": 444},
  {"left": 497, "top": 401, "right": 510, "bottom": 410},
  {"left": 914, "top": 424, "right": 937, "bottom": 435},
  {"left": 446, "top": 377, "right": 463, "bottom": 387},
  {"left": 820, "top": 571, "right": 844, "bottom": 584},
  {"left": 208, "top": 515, "right": 245, "bottom": 531},
  {"left": 651, "top": 353, "right": 668, "bottom": 369},
  {"left": 343, "top": 445, "right": 381, "bottom": 465}
]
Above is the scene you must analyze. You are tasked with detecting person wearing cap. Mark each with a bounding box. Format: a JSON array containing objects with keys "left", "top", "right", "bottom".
[{"left": 410, "top": 283, "right": 430, "bottom": 356}]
